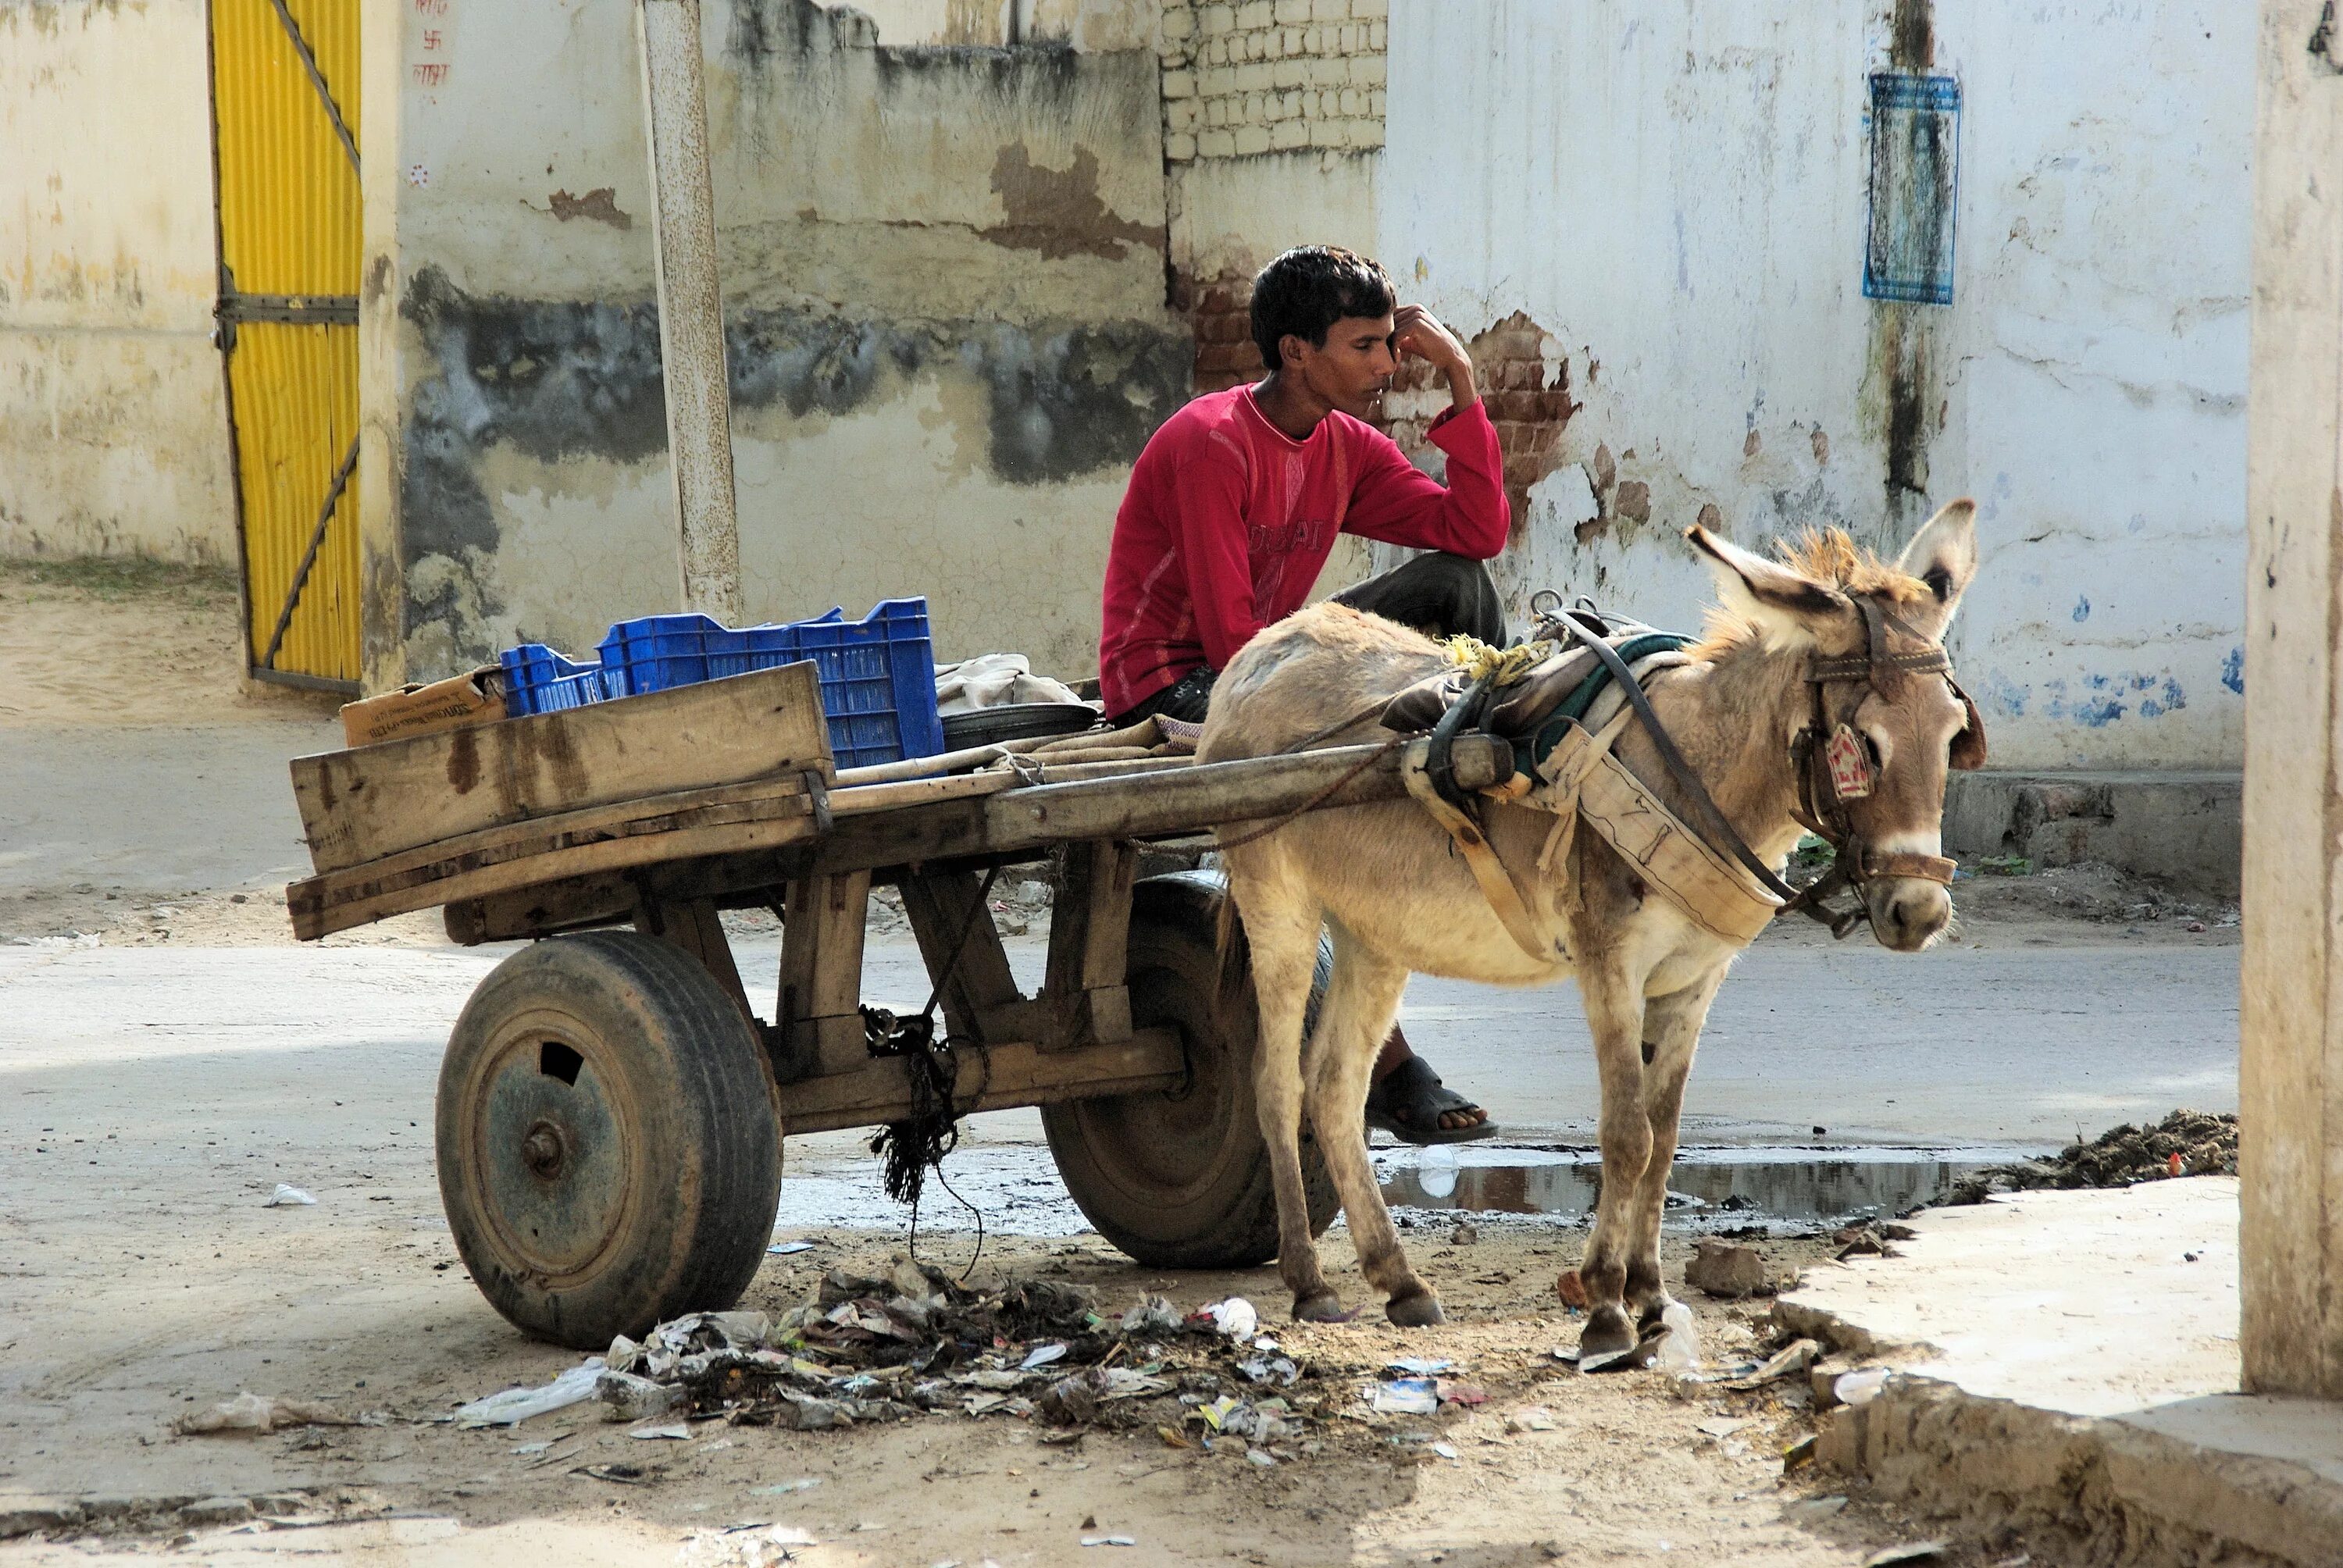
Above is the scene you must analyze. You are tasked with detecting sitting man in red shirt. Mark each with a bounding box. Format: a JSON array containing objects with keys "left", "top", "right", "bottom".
[{"left": 1097, "top": 245, "right": 1505, "bottom": 1143}]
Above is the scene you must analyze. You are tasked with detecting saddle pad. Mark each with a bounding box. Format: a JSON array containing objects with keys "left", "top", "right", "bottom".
[{"left": 1380, "top": 629, "right": 1690, "bottom": 747}]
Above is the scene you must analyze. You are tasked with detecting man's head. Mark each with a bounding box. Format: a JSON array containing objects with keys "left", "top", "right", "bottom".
[{"left": 1250, "top": 246, "right": 1398, "bottom": 422}]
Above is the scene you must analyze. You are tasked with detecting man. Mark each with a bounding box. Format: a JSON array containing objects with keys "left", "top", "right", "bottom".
[{"left": 1097, "top": 245, "right": 1505, "bottom": 1143}]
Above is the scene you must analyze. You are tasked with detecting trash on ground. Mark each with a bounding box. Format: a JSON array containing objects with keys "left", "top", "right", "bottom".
[
  {"left": 455, "top": 1360, "right": 606, "bottom": 1427},
  {"left": 1385, "top": 1357, "right": 1451, "bottom": 1375},
  {"left": 1505, "top": 1406, "right": 1557, "bottom": 1434},
  {"left": 1790, "top": 1495, "right": 1849, "bottom": 1520},
  {"left": 751, "top": 1479, "right": 822, "bottom": 1495},
  {"left": 629, "top": 1422, "right": 692, "bottom": 1441},
  {"left": 679, "top": 1523, "right": 817, "bottom": 1568},
  {"left": 1429, "top": 1441, "right": 1459, "bottom": 1459},
  {"left": 1724, "top": 1338, "right": 1820, "bottom": 1392},
  {"left": 1432, "top": 1380, "right": 1486, "bottom": 1406},
  {"left": 1080, "top": 1536, "right": 1137, "bottom": 1547},
  {"left": 173, "top": 1392, "right": 357, "bottom": 1436},
  {"left": 555, "top": 1261, "right": 1337, "bottom": 1452},
  {"left": 1863, "top": 1545, "right": 1950, "bottom": 1566},
  {"left": 1684, "top": 1239, "right": 1770, "bottom": 1299},
  {"left": 1196, "top": 1298, "right": 1257, "bottom": 1339},
  {"left": 1834, "top": 1368, "right": 1891, "bottom": 1408},
  {"left": 1781, "top": 1434, "right": 1817, "bottom": 1470},
  {"left": 1369, "top": 1378, "right": 1439, "bottom": 1415},
  {"left": 265, "top": 1185, "right": 317, "bottom": 1207},
  {"left": 767, "top": 1241, "right": 815, "bottom": 1256},
  {"left": 1654, "top": 1301, "right": 1702, "bottom": 1375},
  {"left": 1947, "top": 1109, "right": 2237, "bottom": 1203}
]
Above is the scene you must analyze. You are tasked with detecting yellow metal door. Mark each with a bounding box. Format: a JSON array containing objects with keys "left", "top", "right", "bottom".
[{"left": 209, "top": 0, "right": 362, "bottom": 690}]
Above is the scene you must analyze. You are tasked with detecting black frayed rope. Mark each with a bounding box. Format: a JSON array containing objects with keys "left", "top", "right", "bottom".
[{"left": 863, "top": 865, "right": 1000, "bottom": 1278}]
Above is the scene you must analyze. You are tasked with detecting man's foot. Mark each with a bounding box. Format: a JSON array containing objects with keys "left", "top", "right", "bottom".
[{"left": 1365, "top": 1054, "right": 1498, "bottom": 1146}]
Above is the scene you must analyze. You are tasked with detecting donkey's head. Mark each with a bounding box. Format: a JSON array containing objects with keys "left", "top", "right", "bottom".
[{"left": 1687, "top": 501, "right": 1984, "bottom": 952}]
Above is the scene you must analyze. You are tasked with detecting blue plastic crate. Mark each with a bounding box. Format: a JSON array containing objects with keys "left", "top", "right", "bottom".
[
  {"left": 498, "top": 643, "right": 616, "bottom": 716},
  {"left": 593, "top": 598, "right": 944, "bottom": 769}
]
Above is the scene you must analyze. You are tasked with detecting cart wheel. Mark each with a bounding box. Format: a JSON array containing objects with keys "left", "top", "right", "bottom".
[
  {"left": 1042, "top": 871, "right": 1338, "bottom": 1268},
  {"left": 436, "top": 929, "right": 779, "bottom": 1349}
]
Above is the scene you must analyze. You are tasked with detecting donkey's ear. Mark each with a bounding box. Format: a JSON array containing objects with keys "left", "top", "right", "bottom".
[
  {"left": 1895, "top": 499, "right": 1979, "bottom": 629},
  {"left": 1686, "top": 524, "right": 1853, "bottom": 647}
]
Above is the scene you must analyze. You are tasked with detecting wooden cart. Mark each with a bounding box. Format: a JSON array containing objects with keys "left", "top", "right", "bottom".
[{"left": 287, "top": 663, "right": 1507, "bottom": 1349}]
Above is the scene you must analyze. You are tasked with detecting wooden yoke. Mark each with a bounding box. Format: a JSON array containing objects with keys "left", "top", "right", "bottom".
[
  {"left": 776, "top": 870, "right": 871, "bottom": 1081},
  {"left": 1041, "top": 839, "right": 1137, "bottom": 1049}
]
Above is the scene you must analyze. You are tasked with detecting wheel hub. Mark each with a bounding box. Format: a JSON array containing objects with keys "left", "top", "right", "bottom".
[{"left": 521, "top": 1120, "right": 567, "bottom": 1178}]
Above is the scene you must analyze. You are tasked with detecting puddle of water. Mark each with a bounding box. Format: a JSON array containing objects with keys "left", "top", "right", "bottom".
[
  {"left": 769, "top": 1142, "right": 2042, "bottom": 1242},
  {"left": 1374, "top": 1145, "right": 2036, "bottom": 1231}
]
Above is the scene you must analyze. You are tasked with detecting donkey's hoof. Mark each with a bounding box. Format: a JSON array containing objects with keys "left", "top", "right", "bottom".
[
  {"left": 1385, "top": 1290, "right": 1445, "bottom": 1328},
  {"left": 1578, "top": 1307, "right": 1638, "bottom": 1361},
  {"left": 1635, "top": 1294, "right": 1679, "bottom": 1335},
  {"left": 1293, "top": 1290, "right": 1348, "bottom": 1324}
]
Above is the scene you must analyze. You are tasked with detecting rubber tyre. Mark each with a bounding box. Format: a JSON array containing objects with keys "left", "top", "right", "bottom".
[
  {"left": 1041, "top": 872, "right": 1339, "bottom": 1268},
  {"left": 435, "top": 929, "right": 780, "bottom": 1349}
]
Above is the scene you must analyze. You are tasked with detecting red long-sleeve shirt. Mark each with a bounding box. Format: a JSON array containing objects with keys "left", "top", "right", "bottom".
[{"left": 1097, "top": 387, "right": 1509, "bottom": 716}]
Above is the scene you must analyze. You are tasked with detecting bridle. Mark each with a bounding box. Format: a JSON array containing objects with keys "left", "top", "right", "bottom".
[
  {"left": 1537, "top": 592, "right": 1985, "bottom": 943},
  {"left": 1779, "top": 595, "right": 1987, "bottom": 938}
]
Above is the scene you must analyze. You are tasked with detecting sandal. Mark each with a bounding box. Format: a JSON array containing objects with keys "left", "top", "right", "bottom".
[{"left": 1364, "top": 1055, "right": 1500, "bottom": 1146}]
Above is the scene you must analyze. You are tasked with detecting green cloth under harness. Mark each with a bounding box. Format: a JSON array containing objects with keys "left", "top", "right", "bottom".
[{"left": 1513, "top": 631, "right": 1694, "bottom": 782}]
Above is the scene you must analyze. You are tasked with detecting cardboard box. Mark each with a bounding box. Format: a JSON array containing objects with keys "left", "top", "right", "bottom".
[{"left": 339, "top": 665, "right": 506, "bottom": 749}]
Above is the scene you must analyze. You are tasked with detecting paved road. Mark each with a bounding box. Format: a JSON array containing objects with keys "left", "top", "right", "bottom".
[{"left": 3, "top": 932, "right": 2238, "bottom": 1176}]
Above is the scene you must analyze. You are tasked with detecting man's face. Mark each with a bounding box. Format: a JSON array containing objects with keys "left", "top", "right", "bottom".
[{"left": 1284, "top": 312, "right": 1398, "bottom": 422}]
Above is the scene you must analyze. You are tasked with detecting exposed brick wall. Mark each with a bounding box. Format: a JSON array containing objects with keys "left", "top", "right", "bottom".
[
  {"left": 1178, "top": 271, "right": 1265, "bottom": 394},
  {"left": 1381, "top": 312, "right": 1578, "bottom": 534},
  {"left": 1158, "top": 0, "right": 1387, "bottom": 162}
]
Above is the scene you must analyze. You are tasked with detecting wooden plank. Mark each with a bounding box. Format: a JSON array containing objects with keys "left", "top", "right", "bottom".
[
  {"left": 291, "top": 662, "right": 832, "bottom": 874},
  {"left": 775, "top": 1028, "right": 1185, "bottom": 1135},
  {"left": 826, "top": 754, "right": 1192, "bottom": 818},
  {"left": 899, "top": 868, "right": 1026, "bottom": 1044},
  {"left": 977, "top": 736, "right": 1510, "bottom": 849},
  {"left": 290, "top": 805, "right": 822, "bottom": 939},
  {"left": 776, "top": 870, "right": 870, "bottom": 1080},
  {"left": 1043, "top": 840, "right": 1137, "bottom": 1048},
  {"left": 436, "top": 736, "right": 1514, "bottom": 942},
  {"left": 638, "top": 896, "right": 757, "bottom": 1030}
]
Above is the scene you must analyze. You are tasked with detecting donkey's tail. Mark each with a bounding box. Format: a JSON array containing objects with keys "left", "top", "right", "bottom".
[{"left": 1215, "top": 883, "right": 1253, "bottom": 1016}]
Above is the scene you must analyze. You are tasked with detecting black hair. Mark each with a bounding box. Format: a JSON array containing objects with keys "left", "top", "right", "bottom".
[{"left": 1249, "top": 245, "right": 1396, "bottom": 369}]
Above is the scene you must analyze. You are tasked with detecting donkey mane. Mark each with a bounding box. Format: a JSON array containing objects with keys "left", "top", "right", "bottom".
[{"left": 1690, "top": 527, "right": 1934, "bottom": 661}]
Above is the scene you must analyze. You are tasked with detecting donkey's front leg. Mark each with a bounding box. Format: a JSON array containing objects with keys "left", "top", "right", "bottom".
[
  {"left": 1240, "top": 893, "right": 1346, "bottom": 1322},
  {"left": 1622, "top": 970, "right": 1728, "bottom": 1331},
  {"left": 1574, "top": 960, "right": 1652, "bottom": 1360}
]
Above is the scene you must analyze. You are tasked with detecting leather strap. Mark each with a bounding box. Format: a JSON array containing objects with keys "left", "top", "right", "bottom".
[
  {"left": 1402, "top": 754, "right": 1567, "bottom": 963},
  {"left": 1557, "top": 610, "right": 1801, "bottom": 905}
]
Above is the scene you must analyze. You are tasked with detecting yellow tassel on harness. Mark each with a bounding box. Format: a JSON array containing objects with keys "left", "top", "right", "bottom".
[{"left": 1438, "top": 635, "right": 1556, "bottom": 686}]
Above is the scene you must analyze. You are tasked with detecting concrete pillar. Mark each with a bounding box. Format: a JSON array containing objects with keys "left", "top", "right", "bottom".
[{"left": 2241, "top": 0, "right": 2343, "bottom": 1398}]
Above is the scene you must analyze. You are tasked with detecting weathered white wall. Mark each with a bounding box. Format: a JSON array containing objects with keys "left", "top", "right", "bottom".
[
  {"left": 362, "top": 0, "right": 1182, "bottom": 688},
  {"left": 0, "top": 1, "right": 235, "bottom": 565},
  {"left": 1381, "top": 1, "right": 2252, "bottom": 772}
]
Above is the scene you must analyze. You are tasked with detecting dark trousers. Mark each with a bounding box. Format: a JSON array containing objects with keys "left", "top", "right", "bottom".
[{"left": 1113, "top": 552, "right": 1508, "bottom": 726}]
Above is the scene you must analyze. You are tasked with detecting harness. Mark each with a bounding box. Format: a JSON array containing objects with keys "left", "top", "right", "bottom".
[{"left": 1395, "top": 590, "right": 1986, "bottom": 956}]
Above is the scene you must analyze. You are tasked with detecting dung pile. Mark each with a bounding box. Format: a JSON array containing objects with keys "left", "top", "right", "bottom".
[
  {"left": 1948, "top": 1110, "right": 2237, "bottom": 1204},
  {"left": 586, "top": 1257, "right": 1322, "bottom": 1458}
]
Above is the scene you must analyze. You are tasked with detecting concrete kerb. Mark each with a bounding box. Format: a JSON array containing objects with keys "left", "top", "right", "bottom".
[{"left": 1773, "top": 1181, "right": 2343, "bottom": 1566}]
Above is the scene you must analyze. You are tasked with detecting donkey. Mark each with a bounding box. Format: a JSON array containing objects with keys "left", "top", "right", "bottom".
[{"left": 1199, "top": 503, "right": 1981, "bottom": 1354}]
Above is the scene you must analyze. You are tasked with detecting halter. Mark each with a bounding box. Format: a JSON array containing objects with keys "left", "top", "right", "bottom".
[{"left": 1780, "top": 596, "right": 1986, "bottom": 938}]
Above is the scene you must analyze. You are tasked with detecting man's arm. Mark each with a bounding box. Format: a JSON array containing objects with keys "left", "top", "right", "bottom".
[{"left": 1342, "top": 309, "right": 1509, "bottom": 557}]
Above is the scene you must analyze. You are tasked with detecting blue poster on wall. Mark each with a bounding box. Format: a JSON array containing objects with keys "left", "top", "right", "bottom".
[{"left": 1864, "top": 72, "right": 1960, "bottom": 306}]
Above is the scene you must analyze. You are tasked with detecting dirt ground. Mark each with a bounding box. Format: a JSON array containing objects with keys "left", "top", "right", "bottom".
[{"left": 0, "top": 563, "right": 2214, "bottom": 1565}]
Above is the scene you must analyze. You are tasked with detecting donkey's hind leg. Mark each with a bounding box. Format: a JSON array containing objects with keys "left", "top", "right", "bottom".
[
  {"left": 1231, "top": 867, "right": 1346, "bottom": 1322},
  {"left": 1623, "top": 970, "right": 1727, "bottom": 1331},
  {"left": 1301, "top": 924, "right": 1439, "bottom": 1326}
]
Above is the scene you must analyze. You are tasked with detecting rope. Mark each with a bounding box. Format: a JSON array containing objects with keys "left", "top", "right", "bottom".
[
  {"left": 1438, "top": 634, "right": 1557, "bottom": 686},
  {"left": 864, "top": 865, "right": 1000, "bottom": 1274}
]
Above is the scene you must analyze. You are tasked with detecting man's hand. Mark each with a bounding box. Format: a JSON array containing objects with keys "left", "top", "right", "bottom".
[{"left": 1392, "top": 304, "right": 1479, "bottom": 411}]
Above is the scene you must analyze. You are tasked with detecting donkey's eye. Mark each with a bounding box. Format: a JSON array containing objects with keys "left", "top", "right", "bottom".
[{"left": 1862, "top": 732, "right": 1886, "bottom": 771}]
